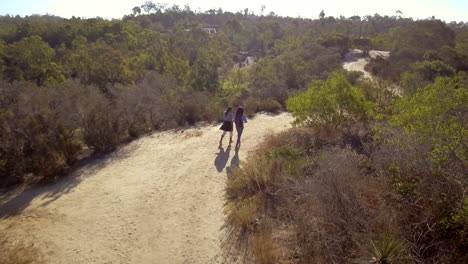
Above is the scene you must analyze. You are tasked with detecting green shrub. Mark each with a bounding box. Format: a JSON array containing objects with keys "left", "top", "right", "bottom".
[
  {"left": 400, "top": 60, "right": 456, "bottom": 95},
  {"left": 265, "top": 146, "right": 307, "bottom": 177},
  {"left": 391, "top": 73, "right": 468, "bottom": 166},
  {"left": 258, "top": 98, "right": 282, "bottom": 113},
  {"left": 367, "top": 235, "right": 407, "bottom": 264},
  {"left": 286, "top": 72, "right": 376, "bottom": 128},
  {"left": 440, "top": 199, "right": 468, "bottom": 248}
]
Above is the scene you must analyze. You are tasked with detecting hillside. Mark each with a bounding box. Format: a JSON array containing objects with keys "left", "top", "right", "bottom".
[
  {"left": 0, "top": 3, "right": 467, "bottom": 263},
  {"left": 0, "top": 113, "right": 292, "bottom": 264}
]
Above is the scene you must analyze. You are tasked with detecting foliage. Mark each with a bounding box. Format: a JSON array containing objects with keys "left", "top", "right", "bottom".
[
  {"left": 368, "top": 235, "right": 407, "bottom": 264},
  {"left": 367, "top": 20, "right": 467, "bottom": 84},
  {"left": 0, "top": 73, "right": 203, "bottom": 186},
  {"left": 400, "top": 60, "right": 456, "bottom": 95},
  {"left": 440, "top": 199, "right": 468, "bottom": 247},
  {"left": 2, "top": 35, "right": 64, "bottom": 85},
  {"left": 317, "top": 33, "right": 350, "bottom": 56},
  {"left": 258, "top": 98, "right": 282, "bottom": 113},
  {"left": 391, "top": 73, "right": 468, "bottom": 165},
  {"left": 286, "top": 72, "right": 376, "bottom": 128},
  {"left": 225, "top": 128, "right": 394, "bottom": 263},
  {"left": 0, "top": 6, "right": 467, "bottom": 263},
  {"left": 225, "top": 120, "right": 467, "bottom": 263}
]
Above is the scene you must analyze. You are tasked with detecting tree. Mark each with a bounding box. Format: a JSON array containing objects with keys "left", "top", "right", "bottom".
[
  {"left": 454, "top": 31, "right": 468, "bottom": 71},
  {"left": 3, "top": 35, "right": 63, "bottom": 85},
  {"left": 260, "top": 5, "right": 266, "bottom": 16},
  {"left": 16, "top": 20, "right": 34, "bottom": 39},
  {"left": 132, "top": 6, "right": 142, "bottom": 15},
  {"left": 141, "top": 1, "right": 156, "bottom": 13},
  {"left": 395, "top": 10, "right": 403, "bottom": 19},
  {"left": 65, "top": 42, "right": 132, "bottom": 90},
  {"left": 250, "top": 58, "right": 287, "bottom": 102},
  {"left": 400, "top": 60, "right": 456, "bottom": 95},
  {"left": 319, "top": 10, "right": 325, "bottom": 20},
  {"left": 392, "top": 20, "right": 455, "bottom": 59},
  {"left": 86, "top": 45, "right": 132, "bottom": 90},
  {"left": 318, "top": 33, "right": 350, "bottom": 56},
  {"left": 190, "top": 48, "right": 222, "bottom": 93}
]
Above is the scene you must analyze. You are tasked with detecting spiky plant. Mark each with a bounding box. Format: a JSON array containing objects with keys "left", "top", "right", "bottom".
[{"left": 368, "top": 235, "right": 406, "bottom": 264}]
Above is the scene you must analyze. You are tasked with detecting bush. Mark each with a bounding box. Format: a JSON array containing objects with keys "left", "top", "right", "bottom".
[
  {"left": 224, "top": 127, "right": 401, "bottom": 263},
  {"left": 366, "top": 75, "right": 467, "bottom": 261},
  {"left": 0, "top": 81, "right": 84, "bottom": 183},
  {"left": 371, "top": 127, "right": 467, "bottom": 262},
  {"left": 82, "top": 101, "right": 127, "bottom": 153},
  {"left": 178, "top": 91, "right": 212, "bottom": 125},
  {"left": 391, "top": 73, "right": 468, "bottom": 166},
  {"left": 258, "top": 98, "right": 282, "bottom": 113},
  {"left": 400, "top": 60, "right": 456, "bottom": 95},
  {"left": 225, "top": 119, "right": 467, "bottom": 263},
  {"left": 241, "top": 96, "right": 260, "bottom": 118},
  {"left": 286, "top": 72, "right": 376, "bottom": 128},
  {"left": 0, "top": 72, "right": 204, "bottom": 186}
]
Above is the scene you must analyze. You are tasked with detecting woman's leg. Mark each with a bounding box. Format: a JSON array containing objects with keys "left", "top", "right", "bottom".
[
  {"left": 236, "top": 126, "right": 244, "bottom": 144},
  {"left": 220, "top": 130, "right": 227, "bottom": 141},
  {"left": 229, "top": 130, "right": 233, "bottom": 142}
]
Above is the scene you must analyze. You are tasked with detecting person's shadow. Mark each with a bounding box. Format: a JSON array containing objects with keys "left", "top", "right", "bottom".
[
  {"left": 214, "top": 142, "right": 232, "bottom": 172},
  {"left": 226, "top": 145, "right": 241, "bottom": 176}
]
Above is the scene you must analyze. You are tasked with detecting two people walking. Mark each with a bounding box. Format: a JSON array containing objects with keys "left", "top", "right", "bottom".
[{"left": 219, "top": 106, "right": 247, "bottom": 147}]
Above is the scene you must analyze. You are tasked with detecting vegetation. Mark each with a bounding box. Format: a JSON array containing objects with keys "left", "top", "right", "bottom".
[
  {"left": 286, "top": 72, "right": 376, "bottom": 128},
  {"left": 1, "top": 3, "right": 367, "bottom": 187},
  {"left": 225, "top": 72, "right": 467, "bottom": 263},
  {"left": 365, "top": 20, "right": 468, "bottom": 95},
  {"left": 0, "top": 236, "right": 45, "bottom": 264},
  {"left": 0, "top": 2, "right": 467, "bottom": 263}
]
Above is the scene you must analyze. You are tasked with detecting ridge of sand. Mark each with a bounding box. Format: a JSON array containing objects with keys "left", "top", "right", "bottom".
[
  {"left": 342, "top": 49, "right": 390, "bottom": 80},
  {"left": 343, "top": 49, "right": 402, "bottom": 96},
  {"left": 0, "top": 112, "right": 292, "bottom": 264}
]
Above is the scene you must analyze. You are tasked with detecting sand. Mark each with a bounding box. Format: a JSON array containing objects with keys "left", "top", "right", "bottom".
[
  {"left": 342, "top": 49, "right": 390, "bottom": 80},
  {"left": 0, "top": 113, "right": 293, "bottom": 264},
  {"left": 343, "top": 49, "right": 402, "bottom": 96}
]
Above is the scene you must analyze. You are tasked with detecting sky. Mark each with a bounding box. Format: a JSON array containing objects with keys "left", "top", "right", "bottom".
[{"left": 0, "top": 0, "right": 467, "bottom": 22}]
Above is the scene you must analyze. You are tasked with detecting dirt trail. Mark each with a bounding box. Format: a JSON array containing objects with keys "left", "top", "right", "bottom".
[
  {"left": 343, "top": 49, "right": 402, "bottom": 96},
  {"left": 0, "top": 113, "right": 293, "bottom": 264},
  {"left": 342, "top": 49, "right": 390, "bottom": 80}
]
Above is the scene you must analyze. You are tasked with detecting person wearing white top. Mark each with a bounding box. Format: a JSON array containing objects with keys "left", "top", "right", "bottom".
[{"left": 219, "top": 106, "right": 234, "bottom": 144}]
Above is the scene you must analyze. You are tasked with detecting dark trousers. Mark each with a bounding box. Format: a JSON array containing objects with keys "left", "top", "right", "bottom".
[{"left": 236, "top": 126, "right": 244, "bottom": 142}]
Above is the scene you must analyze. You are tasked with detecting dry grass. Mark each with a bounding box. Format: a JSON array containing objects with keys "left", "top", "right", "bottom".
[
  {"left": 253, "top": 231, "right": 279, "bottom": 264},
  {"left": 0, "top": 239, "right": 45, "bottom": 264},
  {"left": 183, "top": 129, "right": 203, "bottom": 138},
  {"left": 289, "top": 146, "right": 401, "bottom": 263},
  {"left": 224, "top": 125, "right": 466, "bottom": 263},
  {"left": 224, "top": 197, "right": 259, "bottom": 234}
]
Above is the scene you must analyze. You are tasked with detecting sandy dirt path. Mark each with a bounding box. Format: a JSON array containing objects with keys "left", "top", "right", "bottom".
[
  {"left": 343, "top": 49, "right": 402, "bottom": 96},
  {"left": 0, "top": 113, "right": 293, "bottom": 264},
  {"left": 342, "top": 49, "right": 390, "bottom": 80}
]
